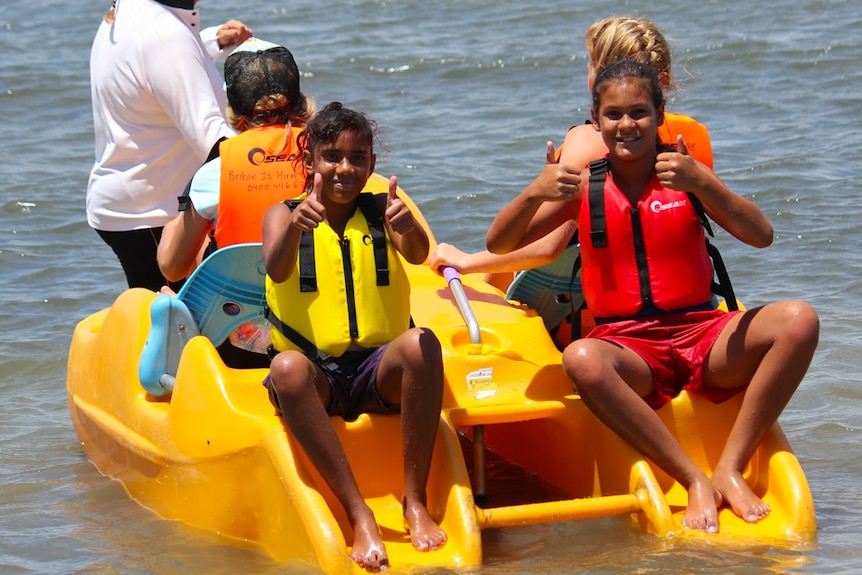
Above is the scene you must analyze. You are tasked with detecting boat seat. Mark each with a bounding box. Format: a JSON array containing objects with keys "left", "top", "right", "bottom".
[
  {"left": 505, "top": 244, "right": 583, "bottom": 331},
  {"left": 138, "top": 243, "right": 267, "bottom": 397}
]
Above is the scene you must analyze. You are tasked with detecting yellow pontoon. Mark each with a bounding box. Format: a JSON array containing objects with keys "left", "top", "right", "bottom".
[{"left": 66, "top": 175, "right": 815, "bottom": 573}]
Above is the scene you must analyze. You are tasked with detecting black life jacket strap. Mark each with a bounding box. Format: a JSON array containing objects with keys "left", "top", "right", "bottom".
[
  {"left": 687, "top": 192, "right": 715, "bottom": 237},
  {"left": 298, "top": 230, "right": 317, "bottom": 292},
  {"left": 264, "top": 305, "right": 339, "bottom": 371},
  {"left": 289, "top": 193, "right": 389, "bottom": 293},
  {"left": 706, "top": 241, "right": 738, "bottom": 311},
  {"left": 285, "top": 199, "right": 318, "bottom": 293},
  {"left": 686, "top": 193, "right": 739, "bottom": 311},
  {"left": 587, "top": 158, "right": 610, "bottom": 248},
  {"left": 567, "top": 233, "right": 587, "bottom": 343},
  {"left": 355, "top": 193, "right": 390, "bottom": 286}
]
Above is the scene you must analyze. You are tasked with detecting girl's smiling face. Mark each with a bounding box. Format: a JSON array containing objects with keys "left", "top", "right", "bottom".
[
  {"left": 592, "top": 77, "right": 663, "bottom": 161},
  {"left": 306, "top": 131, "right": 376, "bottom": 205}
]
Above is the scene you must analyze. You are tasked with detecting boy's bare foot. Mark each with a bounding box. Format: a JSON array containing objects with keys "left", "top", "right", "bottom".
[
  {"left": 682, "top": 478, "right": 721, "bottom": 533},
  {"left": 403, "top": 499, "right": 447, "bottom": 552},
  {"left": 712, "top": 468, "right": 771, "bottom": 523},
  {"left": 349, "top": 516, "right": 389, "bottom": 572}
]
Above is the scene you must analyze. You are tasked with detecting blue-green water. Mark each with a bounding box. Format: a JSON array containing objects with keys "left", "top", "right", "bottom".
[{"left": 1, "top": 0, "right": 861, "bottom": 572}]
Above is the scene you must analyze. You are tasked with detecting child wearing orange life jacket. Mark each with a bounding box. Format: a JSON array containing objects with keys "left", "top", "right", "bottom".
[
  {"left": 157, "top": 39, "right": 313, "bottom": 284},
  {"left": 156, "top": 39, "right": 313, "bottom": 368},
  {"left": 430, "top": 16, "right": 712, "bottom": 301},
  {"left": 487, "top": 60, "right": 819, "bottom": 535}
]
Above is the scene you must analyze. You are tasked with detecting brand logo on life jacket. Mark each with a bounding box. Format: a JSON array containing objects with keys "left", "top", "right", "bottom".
[
  {"left": 362, "top": 234, "right": 373, "bottom": 246},
  {"left": 650, "top": 198, "right": 688, "bottom": 214},
  {"left": 248, "top": 148, "right": 300, "bottom": 166}
]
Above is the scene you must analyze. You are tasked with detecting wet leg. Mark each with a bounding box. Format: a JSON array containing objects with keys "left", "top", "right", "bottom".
[
  {"left": 704, "top": 301, "right": 819, "bottom": 523},
  {"left": 564, "top": 339, "right": 721, "bottom": 532},
  {"left": 377, "top": 328, "right": 448, "bottom": 551},
  {"left": 269, "top": 351, "right": 389, "bottom": 571}
]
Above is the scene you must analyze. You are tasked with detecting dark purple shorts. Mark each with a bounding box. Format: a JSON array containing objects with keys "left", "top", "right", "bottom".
[{"left": 264, "top": 345, "right": 400, "bottom": 422}]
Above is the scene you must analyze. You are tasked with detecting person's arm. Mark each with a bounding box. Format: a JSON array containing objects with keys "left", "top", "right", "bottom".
[
  {"left": 487, "top": 142, "right": 582, "bottom": 255},
  {"left": 158, "top": 202, "right": 213, "bottom": 282},
  {"left": 145, "top": 21, "right": 234, "bottom": 161},
  {"left": 558, "top": 124, "right": 608, "bottom": 173},
  {"left": 380, "top": 176, "right": 429, "bottom": 265},
  {"left": 263, "top": 174, "right": 326, "bottom": 283},
  {"left": 656, "top": 136, "right": 773, "bottom": 248},
  {"left": 262, "top": 202, "right": 300, "bottom": 283},
  {"left": 200, "top": 21, "right": 253, "bottom": 62},
  {"left": 157, "top": 159, "right": 222, "bottom": 281},
  {"left": 430, "top": 221, "right": 575, "bottom": 275}
]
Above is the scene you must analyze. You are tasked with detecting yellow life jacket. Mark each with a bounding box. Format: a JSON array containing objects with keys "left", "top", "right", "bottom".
[{"left": 265, "top": 193, "right": 411, "bottom": 357}]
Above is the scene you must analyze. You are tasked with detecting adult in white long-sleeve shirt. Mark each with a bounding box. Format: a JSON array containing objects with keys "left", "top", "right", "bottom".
[{"left": 87, "top": 0, "right": 251, "bottom": 291}]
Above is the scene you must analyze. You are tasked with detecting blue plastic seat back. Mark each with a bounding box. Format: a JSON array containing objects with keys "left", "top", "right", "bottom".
[
  {"left": 175, "top": 243, "right": 268, "bottom": 347},
  {"left": 139, "top": 294, "right": 200, "bottom": 397},
  {"left": 138, "top": 243, "right": 267, "bottom": 397},
  {"left": 505, "top": 244, "right": 584, "bottom": 330}
]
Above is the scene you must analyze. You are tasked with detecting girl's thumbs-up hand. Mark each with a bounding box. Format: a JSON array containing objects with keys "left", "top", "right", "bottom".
[
  {"left": 384, "top": 175, "right": 415, "bottom": 234},
  {"left": 386, "top": 175, "right": 399, "bottom": 206},
  {"left": 533, "top": 141, "right": 581, "bottom": 202},
  {"left": 656, "top": 134, "right": 703, "bottom": 191},
  {"left": 291, "top": 173, "right": 326, "bottom": 231}
]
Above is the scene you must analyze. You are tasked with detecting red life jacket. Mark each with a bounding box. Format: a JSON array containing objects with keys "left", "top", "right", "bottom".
[
  {"left": 578, "top": 159, "right": 715, "bottom": 319},
  {"left": 214, "top": 125, "right": 306, "bottom": 247}
]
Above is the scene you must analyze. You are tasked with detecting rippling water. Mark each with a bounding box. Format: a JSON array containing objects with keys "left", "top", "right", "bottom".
[{"left": 2, "top": 0, "right": 861, "bottom": 573}]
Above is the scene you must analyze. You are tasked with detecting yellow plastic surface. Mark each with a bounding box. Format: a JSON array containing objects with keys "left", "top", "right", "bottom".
[{"left": 66, "top": 178, "right": 815, "bottom": 572}]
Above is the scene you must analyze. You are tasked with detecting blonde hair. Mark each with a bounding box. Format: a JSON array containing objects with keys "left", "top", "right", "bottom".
[
  {"left": 104, "top": 1, "right": 116, "bottom": 23},
  {"left": 585, "top": 16, "right": 674, "bottom": 92},
  {"left": 226, "top": 93, "right": 316, "bottom": 131}
]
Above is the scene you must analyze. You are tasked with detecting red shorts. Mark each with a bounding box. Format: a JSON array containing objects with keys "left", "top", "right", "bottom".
[{"left": 587, "top": 309, "right": 743, "bottom": 409}]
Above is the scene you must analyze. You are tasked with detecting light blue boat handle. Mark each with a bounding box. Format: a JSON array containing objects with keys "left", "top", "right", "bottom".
[{"left": 442, "top": 266, "right": 481, "bottom": 345}]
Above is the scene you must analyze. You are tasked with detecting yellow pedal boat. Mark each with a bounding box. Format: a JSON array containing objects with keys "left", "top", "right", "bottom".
[{"left": 66, "top": 175, "right": 815, "bottom": 573}]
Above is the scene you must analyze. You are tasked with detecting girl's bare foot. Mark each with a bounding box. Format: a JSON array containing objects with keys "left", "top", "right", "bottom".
[
  {"left": 349, "top": 516, "right": 389, "bottom": 572},
  {"left": 712, "top": 467, "right": 771, "bottom": 523},
  {"left": 682, "top": 477, "right": 721, "bottom": 533},
  {"left": 403, "top": 498, "right": 447, "bottom": 552}
]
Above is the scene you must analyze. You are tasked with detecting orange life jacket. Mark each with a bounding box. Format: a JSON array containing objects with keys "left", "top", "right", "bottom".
[
  {"left": 579, "top": 159, "right": 714, "bottom": 319},
  {"left": 214, "top": 125, "right": 306, "bottom": 247},
  {"left": 659, "top": 112, "right": 713, "bottom": 169}
]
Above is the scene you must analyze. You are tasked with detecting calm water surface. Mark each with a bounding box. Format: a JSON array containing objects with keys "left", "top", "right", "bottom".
[{"left": 1, "top": 0, "right": 860, "bottom": 573}]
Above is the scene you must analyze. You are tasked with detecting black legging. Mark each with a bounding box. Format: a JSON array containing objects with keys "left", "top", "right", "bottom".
[{"left": 96, "top": 227, "right": 184, "bottom": 292}]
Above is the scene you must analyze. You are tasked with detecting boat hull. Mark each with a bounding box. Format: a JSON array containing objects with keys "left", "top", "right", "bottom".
[{"left": 67, "top": 175, "right": 815, "bottom": 572}]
